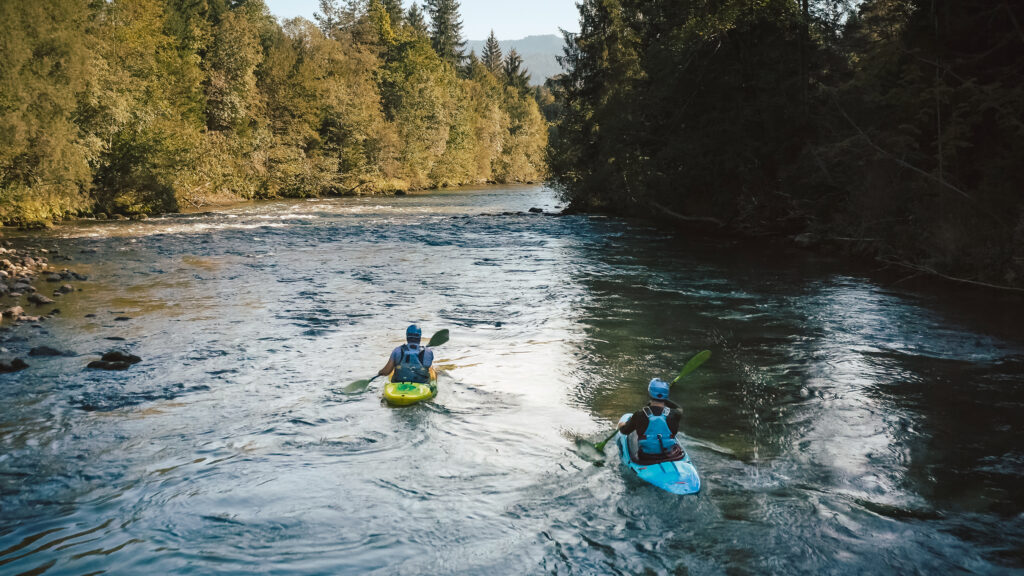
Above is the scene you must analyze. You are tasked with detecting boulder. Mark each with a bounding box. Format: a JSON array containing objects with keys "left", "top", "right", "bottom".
[
  {"left": 56, "top": 284, "right": 74, "bottom": 294},
  {"left": 2, "top": 306, "right": 24, "bottom": 318},
  {"left": 45, "top": 273, "right": 62, "bottom": 282},
  {"left": 28, "top": 293, "right": 54, "bottom": 305},
  {"left": 528, "top": 207, "right": 544, "bottom": 213},
  {"left": 29, "top": 346, "right": 66, "bottom": 356},
  {"left": 0, "top": 358, "right": 28, "bottom": 373}
]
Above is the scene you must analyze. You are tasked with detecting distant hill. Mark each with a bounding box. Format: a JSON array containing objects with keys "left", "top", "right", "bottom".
[{"left": 465, "top": 34, "right": 565, "bottom": 85}]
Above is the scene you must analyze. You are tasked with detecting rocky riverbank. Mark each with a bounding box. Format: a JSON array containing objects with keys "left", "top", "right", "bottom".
[{"left": 0, "top": 238, "right": 103, "bottom": 373}]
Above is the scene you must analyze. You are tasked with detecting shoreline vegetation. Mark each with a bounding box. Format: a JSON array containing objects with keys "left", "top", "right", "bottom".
[
  {"left": 1, "top": 0, "right": 549, "bottom": 226},
  {"left": 547, "top": 0, "right": 1024, "bottom": 291}
]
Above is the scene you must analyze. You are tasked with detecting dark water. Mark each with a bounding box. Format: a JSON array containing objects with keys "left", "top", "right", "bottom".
[{"left": 1, "top": 186, "right": 1023, "bottom": 575}]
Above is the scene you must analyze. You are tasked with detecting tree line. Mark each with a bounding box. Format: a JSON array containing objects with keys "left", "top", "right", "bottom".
[
  {"left": 548, "top": 0, "right": 1024, "bottom": 289},
  {"left": 0, "top": 0, "right": 547, "bottom": 224}
]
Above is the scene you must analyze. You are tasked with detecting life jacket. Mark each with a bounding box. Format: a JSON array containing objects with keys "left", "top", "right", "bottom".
[
  {"left": 637, "top": 406, "right": 678, "bottom": 456},
  {"left": 393, "top": 343, "right": 430, "bottom": 383}
]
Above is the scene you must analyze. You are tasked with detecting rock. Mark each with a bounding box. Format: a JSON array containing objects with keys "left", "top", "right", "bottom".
[
  {"left": 56, "top": 284, "right": 74, "bottom": 294},
  {"left": 112, "top": 214, "right": 126, "bottom": 220},
  {"left": 101, "top": 350, "right": 141, "bottom": 364},
  {"left": 84, "top": 313, "right": 96, "bottom": 318},
  {"left": 2, "top": 306, "right": 24, "bottom": 318},
  {"left": 0, "top": 270, "right": 7, "bottom": 279},
  {"left": 0, "top": 284, "right": 8, "bottom": 296},
  {"left": 45, "top": 273, "right": 62, "bottom": 282},
  {"left": 528, "top": 207, "right": 544, "bottom": 213},
  {"left": 12, "top": 283, "right": 35, "bottom": 293},
  {"left": 104, "top": 336, "right": 125, "bottom": 341},
  {"left": 80, "top": 248, "right": 98, "bottom": 254},
  {"left": 130, "top": 213, "right": 148, "bottom": 220},
  {"left": 18, "top": 315, "right": 41, "bottom": 322},
  {"left": 0, "top": 259, "right": 13, "bottom": 270},
  {"left": 0, "top": 358, "right": 28, "bottom": 373},
  {"left": 94, "top": 213, "right": 107, "bottom": 220},
  {"left": 23, "top": 257, "right": 35, "bottom": 267},
  {"left": 114, "top": 316, "right": 131, "bottom": 321},
  {"left": 29, "top": 346, "right": 66, "bottom": 356},
  {"left": 72, "top": 273, "right": 89, "bottom": 281},
  {"left": 48, "top": 308, "right": 60, "bottom": 315},
  {"left": 28, "top": 294, "right": 54, "bottom": 305}
]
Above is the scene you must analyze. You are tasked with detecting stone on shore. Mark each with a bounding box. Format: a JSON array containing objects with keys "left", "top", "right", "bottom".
[{"left": 3, "top": 306, "right": 24, "bottom": 318}]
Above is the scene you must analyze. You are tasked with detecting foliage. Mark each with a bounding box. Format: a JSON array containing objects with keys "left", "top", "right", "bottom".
[
  {"left": 0, "top": 0, "right": 549, "bottom": 224},
  {"left": 424, "top": 0, "right": 465, "bottom": 66},
  {"left": 550, "top": 0, "right": 1024, "bottom": 287}
]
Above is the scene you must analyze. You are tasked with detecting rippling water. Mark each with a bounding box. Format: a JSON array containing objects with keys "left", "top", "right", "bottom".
[{"left": 1, "top": 186, "right": 1022, "bottom": 574}]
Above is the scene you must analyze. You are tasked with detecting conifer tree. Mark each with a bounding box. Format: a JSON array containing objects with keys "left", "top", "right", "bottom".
[
  {"left": 503, "top": 48, "right": 530, "bottom": 94},
  {"left": 382, "top": 0, "right": 403, "bottom": 27},
  {"left": 424, "top": 0, "right": 465, "bottom": 66},
  {"left": 406, "top": 2, "right": 427, "bottom": 35},
  {"left": 481, "top": 29, "right": 502, "bottom": 74}
]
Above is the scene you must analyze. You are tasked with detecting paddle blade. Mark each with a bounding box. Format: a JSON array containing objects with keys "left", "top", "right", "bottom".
[
  {"left": 341, "top": 375, "right": 377, "bottom": 395},
  {"left": 672, "top": 350, "right": 711, "bottom": 385},
  {"left": 427, "top": 329, "right": 449, "bottom": 347}
]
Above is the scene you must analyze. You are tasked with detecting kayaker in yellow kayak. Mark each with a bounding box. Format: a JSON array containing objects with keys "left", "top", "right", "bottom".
[
  {"left": 378, "top": 324, "right": 436, "bottom": 383},
  {"left": 617, "top": 378, "right": 685, "bottom": 464}
]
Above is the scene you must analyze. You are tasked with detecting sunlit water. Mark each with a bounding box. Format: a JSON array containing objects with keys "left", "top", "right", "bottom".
[{"left": 1, "top": 186, "right": 1022, "bottom": 574}]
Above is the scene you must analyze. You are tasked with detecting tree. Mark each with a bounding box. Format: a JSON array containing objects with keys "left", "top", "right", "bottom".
[
  {"left": 503, "top": 48, "right": 530, "bottom": 94},
  {"left": 424, "top": 0, "right": 465, "bottom": 66},
  {"left": 481, "top": 29, "right": 502, "bottom": 74},
  {"left": 406, "top": 2, "right": 427, "bottom": 35},
  {"left": 382, "top": 0, "right": 404, "bottom": 28},
  {"left": 0, "top": 0, "right": 96, "bottom": 223}
]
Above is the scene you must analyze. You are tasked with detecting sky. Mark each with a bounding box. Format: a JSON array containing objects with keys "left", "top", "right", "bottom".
[{"left": 262, "top": 0, "right": 581, "bottom": 40}]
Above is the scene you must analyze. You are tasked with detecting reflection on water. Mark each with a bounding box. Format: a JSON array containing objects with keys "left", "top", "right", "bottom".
[{"left": 1, "top": 186, "right": 1022, "bottom": 574}]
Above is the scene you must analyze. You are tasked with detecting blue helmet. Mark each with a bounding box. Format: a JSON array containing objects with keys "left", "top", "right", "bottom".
[
  {"left": 648, "top": 378, "right": 670, "bottom": 400},
  {"left": 406, "top": 324, "right": 422, "bottom": 342}
]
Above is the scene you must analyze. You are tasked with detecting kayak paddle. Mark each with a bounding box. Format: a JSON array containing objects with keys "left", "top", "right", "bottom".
[
  {"left": 591, "top": 349, "right": 712, "bottom": 453},
  {"left": 341, "top": 329, "right": 449, "bottom": 394}
]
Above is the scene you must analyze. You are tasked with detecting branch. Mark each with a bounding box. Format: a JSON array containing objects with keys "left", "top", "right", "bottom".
[
  {"left": 830, "top": 96, "right": 974, "bottom": 201},
  {"left": 648, "top": 200, "right": 725, "bottom": 227},
  {"left": 879, "top": 257, "right": 1024, "bottom": 293}
]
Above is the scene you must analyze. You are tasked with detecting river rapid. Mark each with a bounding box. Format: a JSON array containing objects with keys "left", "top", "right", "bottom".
[{"left": 1, "top": 186, "right": 1022, "bottom": 575}]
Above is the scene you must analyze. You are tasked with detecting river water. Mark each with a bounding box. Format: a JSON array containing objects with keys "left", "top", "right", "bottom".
[{"left": 1, "top": 186, "right": 1022, "bottom": 575}]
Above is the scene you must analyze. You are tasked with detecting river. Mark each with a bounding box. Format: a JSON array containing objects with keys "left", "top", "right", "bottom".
[{"left": 1, "top": 185, "right": 1022, "bottom": 575}]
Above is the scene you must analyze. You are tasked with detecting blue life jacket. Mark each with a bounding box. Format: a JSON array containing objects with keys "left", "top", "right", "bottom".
[
  {"left": 393, "top": 343, "right": 430, "bottom": 383},
  {"left": 637, "top": 406, "right": 678, "bottom": 456}
]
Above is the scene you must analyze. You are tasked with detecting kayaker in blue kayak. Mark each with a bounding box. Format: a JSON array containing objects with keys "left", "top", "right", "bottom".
[
  {"left": 617, "top": 378, "right": 686, "bottom": 464},
  {"left": 378, "top": 324, "right": 435, "bottom": 383}
]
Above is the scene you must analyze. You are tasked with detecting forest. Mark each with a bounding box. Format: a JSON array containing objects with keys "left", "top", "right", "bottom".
[
  {"left": 0, "top": 0, "right": 548, "bottom": 223},
  {"left": 548, "top": 0, "right": 1024, "bottom": 289}
]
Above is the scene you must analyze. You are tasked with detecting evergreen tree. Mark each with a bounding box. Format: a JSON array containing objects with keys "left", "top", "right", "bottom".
[
  {"left": 503, "top": 48, "right": 530, "bottom": 94},
  {"left": 424, "top": 0, "right": 465, "bottom": 66},
  {"left": 406, "top": 2, "right": 427, "bottom": 35},
  {"left": 382, "top": 0, "right": 403, "bottom": 28},
  {"left": 481, "top": 29, "right": 502, "bottom": 74}
]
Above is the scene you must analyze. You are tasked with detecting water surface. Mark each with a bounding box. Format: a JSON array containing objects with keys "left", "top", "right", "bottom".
[{"left": 1, "top": 186, "right": 1022, "bottom": 574}]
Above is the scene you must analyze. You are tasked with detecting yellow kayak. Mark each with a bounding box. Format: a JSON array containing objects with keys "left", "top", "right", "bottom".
[{"left": 382, "top": 368, "right": 437, "bottom": 406}]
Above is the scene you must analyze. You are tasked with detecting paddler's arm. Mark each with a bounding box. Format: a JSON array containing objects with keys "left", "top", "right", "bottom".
[
  {"left": 378, "top": 358, "right": 395, "bottom": 377},
  {"left": 618, "top": 410, "right": 644, "bottom": 434}
]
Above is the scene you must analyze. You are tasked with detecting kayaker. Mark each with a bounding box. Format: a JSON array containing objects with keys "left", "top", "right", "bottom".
[
  {"left": 617, "top": 378, "right": 685, "bottom": 464},
  {"left": 378, "top": 324, "right": 435, "bottom": 383}
]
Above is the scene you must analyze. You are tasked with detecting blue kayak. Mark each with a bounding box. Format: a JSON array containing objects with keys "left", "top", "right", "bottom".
[{"left": 616, "top": 413, "right": 701, "bottom": 495}]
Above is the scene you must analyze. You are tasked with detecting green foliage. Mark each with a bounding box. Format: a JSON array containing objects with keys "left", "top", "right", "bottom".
[
  {"left": 481, "top": 30, "right": 502, "bottom": 74},
  {"left": 1, "top": 0, "right": 548, "bottom": 222},
  {"left": 503, "top": 49, "right": 530, "bottom": 96},
  {"left": 551, "top": 0, "right": 1024, "bottom": 286},
  {"left": 425, "top": 0, "right": 465, "bottom": 66}
]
